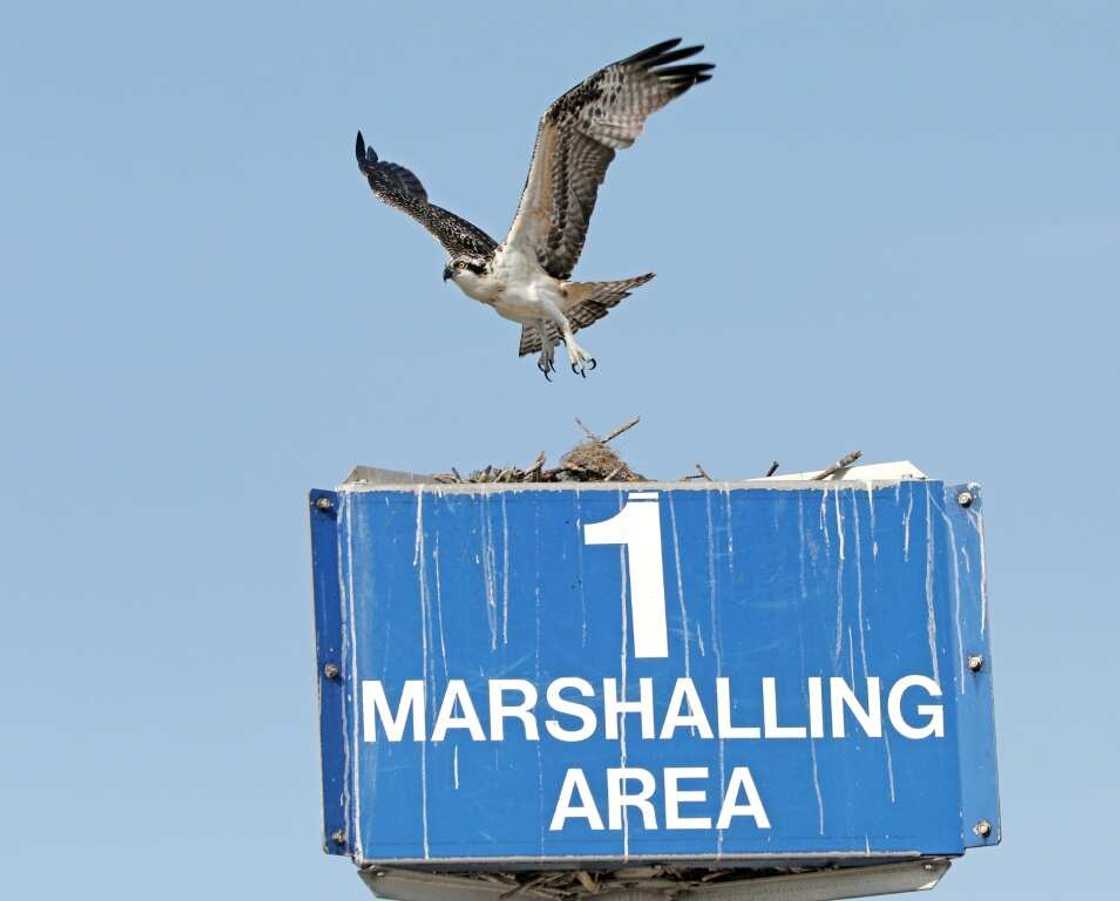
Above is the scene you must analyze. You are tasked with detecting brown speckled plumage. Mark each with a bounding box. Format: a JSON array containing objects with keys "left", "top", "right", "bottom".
[
  {"left": 355, "top": 132, "right": 498, "bottom": 261},
  {"left": 507, "top": 38, "right": 713, "bottom": 281}
]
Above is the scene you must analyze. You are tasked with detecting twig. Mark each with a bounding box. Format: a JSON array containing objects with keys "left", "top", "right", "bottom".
[
  {"left": 574, "top": 417, "right": 601, "bottom": 443},
  {"left": 765, "top": 461, "right": 780, "bottom": 477},
  {"left": 451, "top": 467, "right": 463, "bottom": 483},
  {"left": 500, "top": 875, "right": 551, "bottom": 899},
  {"left": 575, "top": 871, "right": 598, "bottom": 892},
  {"left": 575, "top": 415, "right": 640, "bottom": 446},
  {"left": 812, "top": 449, "right": 863, "bottom": 481},
  {"left": 478, "top": 874, "right": 517, "bottom": 886},
  {"left": 602, "top": 416, "right": 641, "bottom": 444},
  {"left": 526, "top": 450, "right": 546, "bottom": 476},
  {"left": 695, "top": 463, "right": 713, "bottom": 480}
]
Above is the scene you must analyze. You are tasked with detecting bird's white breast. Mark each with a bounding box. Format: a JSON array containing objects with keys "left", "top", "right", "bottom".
[{"left": 454, "top": 245, "right": 563, "bottom": 325}]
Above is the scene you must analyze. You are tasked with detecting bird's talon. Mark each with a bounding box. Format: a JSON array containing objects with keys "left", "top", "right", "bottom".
[{"left": 587, "top": 358, "right": 597, "bottom": 371}]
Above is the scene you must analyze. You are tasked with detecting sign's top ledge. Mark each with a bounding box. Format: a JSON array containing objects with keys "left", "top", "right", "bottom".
[{"left": 337, "top": 461, "right": 936, "bottom": 494}]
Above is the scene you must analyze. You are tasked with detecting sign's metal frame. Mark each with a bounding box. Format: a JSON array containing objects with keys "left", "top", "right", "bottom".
[
  {"left": 309, "top": 468, "right": 1000, "bottom": 898},
  {"left": 359, "top": 858, "right": 952, "bottom": 901}
]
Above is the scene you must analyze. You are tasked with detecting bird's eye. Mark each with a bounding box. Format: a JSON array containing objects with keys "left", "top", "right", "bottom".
[{"left": 454, "top": 260, "right": 466, "bottom": 269}]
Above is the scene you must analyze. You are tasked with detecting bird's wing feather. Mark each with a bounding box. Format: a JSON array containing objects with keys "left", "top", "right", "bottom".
[
  {"left": 356, "top": 132, "right": 498, "bottom": 259},
  {"left": 518, "top": 322, "right": 560, "bottom": 357},
  {"left": 517, "top": 273, "right": 655, "bottom": 356},
  {"left": 503, "top": 39, "right": 713, "bottom": 281}
]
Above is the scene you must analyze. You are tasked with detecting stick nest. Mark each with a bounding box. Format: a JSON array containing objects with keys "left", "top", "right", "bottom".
[
  {"left": 433, "top": 418, "right": 645, "bottom": 484},
  {"left": 431, "top": 417, "right": 862, "bottom": 485}
]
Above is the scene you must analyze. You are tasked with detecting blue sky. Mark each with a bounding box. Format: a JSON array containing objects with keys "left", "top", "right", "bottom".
[{"left": 2, "top": 1, "right": 1117, "bottom": 898}]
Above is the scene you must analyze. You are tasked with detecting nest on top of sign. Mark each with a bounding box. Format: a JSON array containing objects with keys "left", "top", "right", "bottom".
[
  {"left": 433, "top": 417, "right": 646, "bottom": 484},
  {"left": 431, "top": 416, "right": 861, "bottom": 485}
]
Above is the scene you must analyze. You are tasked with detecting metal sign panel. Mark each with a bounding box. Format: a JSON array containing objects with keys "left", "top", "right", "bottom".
[{"left": 309, "top": 479, "right": 999, "bottom": 866}]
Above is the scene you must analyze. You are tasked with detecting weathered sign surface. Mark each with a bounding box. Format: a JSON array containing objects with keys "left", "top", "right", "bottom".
[{"left": 309, "top": 478, "right": 999, "bottom": 867}]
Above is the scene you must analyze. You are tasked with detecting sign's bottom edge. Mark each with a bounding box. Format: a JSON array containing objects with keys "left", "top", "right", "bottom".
[{"left": 352, "top": 850, "right": 958, "bottom": 869}]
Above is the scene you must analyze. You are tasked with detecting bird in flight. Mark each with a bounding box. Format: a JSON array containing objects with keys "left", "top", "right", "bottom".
[{"left": 356, "top": 38, "right": 713, "bottom": 379}]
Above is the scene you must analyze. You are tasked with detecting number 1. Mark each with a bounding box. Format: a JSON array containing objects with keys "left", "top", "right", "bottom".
[{"left": 584, "top": 492, "right": 669, "bottom": 658}]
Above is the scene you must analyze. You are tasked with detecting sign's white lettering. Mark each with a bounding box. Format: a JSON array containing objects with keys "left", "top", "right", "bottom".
[
  {"left": 361, "top": 675, "right": 942, "bottom": 833},
  {"left": 360, "top": 675, "right": 944, "bottom": 745},
  {"left": 549, "top": 766, "right": 771, "bottom": 832}
]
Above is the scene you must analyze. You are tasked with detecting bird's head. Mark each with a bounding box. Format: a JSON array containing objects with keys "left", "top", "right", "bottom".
[{"left": 443, "top": 256, "right": 489, "bottom": 285}]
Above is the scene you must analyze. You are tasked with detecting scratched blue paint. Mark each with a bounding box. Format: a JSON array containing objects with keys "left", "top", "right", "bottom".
[{"left": 309, "top": 479, "right": 1000, "bottom": 865}]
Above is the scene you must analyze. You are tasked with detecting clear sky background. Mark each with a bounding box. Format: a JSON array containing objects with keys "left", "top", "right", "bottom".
[{"left": 2, "top": 1, "right": 1117, "bottom": 898}]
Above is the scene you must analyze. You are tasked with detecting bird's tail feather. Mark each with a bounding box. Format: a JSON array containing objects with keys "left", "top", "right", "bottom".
[{"left": 518, "top": 273, "right": 655, "bottom": 357}]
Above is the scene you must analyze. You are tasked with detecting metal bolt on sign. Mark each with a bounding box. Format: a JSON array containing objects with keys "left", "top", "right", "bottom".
[
  {"left": 331, "top": 829, "right": 347, "bottom": 846},
  {"left": 967, "top": 654, "right": 985, "bottom": 673},
  {"left": 323, "top": 662, "right": 340, "bottom": 680},
  {"left": 314, "top": 496, "right": 334, "bottom": 512},
  {"left": 973, "top": 820, "right": 993, "bottom": 838},
  {"left": 957, "top": 490, "right": 974, "bottom": 508}
]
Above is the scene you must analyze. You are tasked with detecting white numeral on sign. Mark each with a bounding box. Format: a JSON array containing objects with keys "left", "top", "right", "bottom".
[{"left": 584, "top": 492, "right": 669, "bottom": 658}]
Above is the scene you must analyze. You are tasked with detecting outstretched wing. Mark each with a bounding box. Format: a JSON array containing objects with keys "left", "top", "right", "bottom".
[
  {"left": 355, "top": 132, "right": 498, "bottom": 259},
  {"left": 503, "top": 39, "right": 713, "bottom": 281}
]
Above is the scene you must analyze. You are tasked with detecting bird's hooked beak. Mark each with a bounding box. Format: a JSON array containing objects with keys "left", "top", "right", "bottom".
[{"left": 442, "top": 264, "right": 453, "bottom": 282}]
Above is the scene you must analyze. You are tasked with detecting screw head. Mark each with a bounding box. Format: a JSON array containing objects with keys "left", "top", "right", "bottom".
[
  {"left": 330, "top": 829, "right": 347, "bottom": 846},
  {"left": 323, "top": 662, "right": 340, "bottom": 680},
  {"left": 967, "top": 654, "right": 985, "bottom": 673},
  {"left": 314, "top": 496, "right": 334, "bottom": 512},
  {"left": 957, "top": 490, "right": 974, "bottom": 508},
  {"left": 973, "top": 819, "right": 992, "bottom": 838}
]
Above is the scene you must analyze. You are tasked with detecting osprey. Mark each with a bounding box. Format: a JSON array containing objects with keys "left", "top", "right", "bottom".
[{"left": 356, "top": 38, "right": 714, "bottom": 379}]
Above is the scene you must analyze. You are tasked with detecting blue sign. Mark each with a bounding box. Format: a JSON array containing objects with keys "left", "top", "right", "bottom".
[{"left": 309, "top": 479, "right": 1000, "bottom": 866}]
